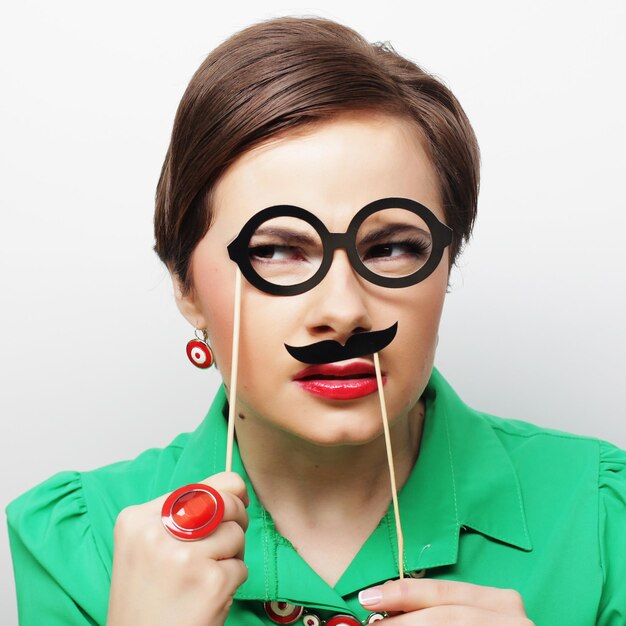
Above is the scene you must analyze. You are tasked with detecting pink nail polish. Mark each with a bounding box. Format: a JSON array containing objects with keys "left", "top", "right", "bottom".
[{"left": 359, "top": 587, "right": 383, "bottom": 606}]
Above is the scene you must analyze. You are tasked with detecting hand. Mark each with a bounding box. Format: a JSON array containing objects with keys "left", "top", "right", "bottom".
[
  {"left": 106, "top": 472, "right": 249, "bottom": 626},
  {"left": 359, "top": 579, "right": 535, "bottom": 625}
]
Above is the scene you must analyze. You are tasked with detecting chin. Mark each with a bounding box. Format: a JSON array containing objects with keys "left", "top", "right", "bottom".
[{"left": 289, "top": 416, "right": 385, "bottom": 448}]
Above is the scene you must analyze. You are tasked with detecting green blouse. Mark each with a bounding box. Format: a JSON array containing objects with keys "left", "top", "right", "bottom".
[{"left": 6, "top": 367, "right": 626, "bottom": 625}]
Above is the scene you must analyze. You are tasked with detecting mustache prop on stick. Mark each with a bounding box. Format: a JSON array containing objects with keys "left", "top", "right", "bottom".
[
  {"left": 283, "top": 320, "right": 405, "bottom": 579},
  {"left": 284, "top": 322, "right": 398, "bottom": 364}
]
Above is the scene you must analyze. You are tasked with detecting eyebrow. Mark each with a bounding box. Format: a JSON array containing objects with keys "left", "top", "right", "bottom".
[
  {"left": 358, "top": 224, "right": 432, "bottom": 245},
  {"left": 251, "top": 227, "right": 319, "bottom": 246}
]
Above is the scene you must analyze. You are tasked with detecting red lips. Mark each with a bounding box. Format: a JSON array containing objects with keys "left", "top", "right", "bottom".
[{"left": 293, "top": 361, "right": 385, "bottom": 400}]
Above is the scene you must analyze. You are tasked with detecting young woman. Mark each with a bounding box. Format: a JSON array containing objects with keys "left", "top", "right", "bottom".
[{"left": 7, "top": 16, "right": 626, "bottom": 626}]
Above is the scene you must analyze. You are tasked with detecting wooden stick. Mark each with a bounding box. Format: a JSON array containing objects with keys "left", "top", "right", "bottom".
[
  {"left": 225, "top": 268, "right": 242, "bottom": 473},
  {"left": 374, "top": 351, "right": 405, "bottom": 580}
]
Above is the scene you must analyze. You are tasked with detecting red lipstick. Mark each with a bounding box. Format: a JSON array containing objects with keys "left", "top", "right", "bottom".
[{"left": 293, "top": 361, "right": 385, "bottom": 400}]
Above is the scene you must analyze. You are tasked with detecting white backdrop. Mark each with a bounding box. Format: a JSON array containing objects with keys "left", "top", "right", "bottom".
[{"left": 1, "top": 1, "right": 625, "bottom": 623}]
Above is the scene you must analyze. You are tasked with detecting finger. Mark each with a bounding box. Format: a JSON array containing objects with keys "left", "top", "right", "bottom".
[
  {"left": 201, "top": 520, "right": 246, "bottom": 560},
  {"left": 212, "top": 488, "right": 249, "bottom": 532},
  {"left": 214, "top": 557, "right": 249, "bottom": 595},
  {"left": 384, "top": 605, "right": 534, "bottom": 625},
  {"left": 201, "top": 472, "right": 249, "bottom": 531},
  {"left": 359, "top": 579, "right": 527, "bottom": 617},
  {"left": 202, "top": 471, "right": 250, "bottom": 508}
]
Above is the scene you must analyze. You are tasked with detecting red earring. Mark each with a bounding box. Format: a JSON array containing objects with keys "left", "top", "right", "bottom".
[{"left": 186, "top": 329, "right": 214, "bottom": 369}]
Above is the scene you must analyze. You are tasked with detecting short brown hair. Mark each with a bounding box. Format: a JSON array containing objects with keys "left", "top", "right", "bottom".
[{"left": 154, "top": 16, "right": 480, "bottom": 294}]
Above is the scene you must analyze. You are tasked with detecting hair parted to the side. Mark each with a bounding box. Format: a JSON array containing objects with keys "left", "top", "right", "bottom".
[{"left": 154, "top": 15, "right": 480, "bottom": 294}]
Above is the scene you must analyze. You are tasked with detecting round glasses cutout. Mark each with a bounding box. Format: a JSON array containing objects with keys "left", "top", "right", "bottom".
[
  {"left": 227, "top": 198, "right": 452, "bottom": 295},
  {"left": 249, "top": 209, "right": 431, "bottom": 284}
]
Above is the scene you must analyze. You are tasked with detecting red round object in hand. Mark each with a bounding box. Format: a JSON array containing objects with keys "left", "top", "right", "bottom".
[
  {"left": 161, "top": 483, "right": 224, "bottom": 540},
  {"left": 326, "top": 617, "right": 362, "bottom": 626}
]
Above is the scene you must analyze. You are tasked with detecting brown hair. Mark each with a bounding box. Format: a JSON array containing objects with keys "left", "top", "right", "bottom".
[{"left": 154, "top": 16, "right": 480, "bottom": 294}]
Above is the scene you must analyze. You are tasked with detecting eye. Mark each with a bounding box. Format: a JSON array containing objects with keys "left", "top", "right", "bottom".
[
  {"left": 363, "top": 239, "right": 430, "bottom": 260},
  {"left": 249, "top": 244, "right": 304, "bottom": 262}
]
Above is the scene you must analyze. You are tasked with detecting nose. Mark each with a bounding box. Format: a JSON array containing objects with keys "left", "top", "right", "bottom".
[{"left": 302, "top": 248, "right": 373, "bottom": 343}]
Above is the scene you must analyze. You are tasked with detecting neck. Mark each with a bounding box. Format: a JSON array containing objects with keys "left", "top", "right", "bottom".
[{"left": 234, "top": 399, "right": 425, "bottom": 525}]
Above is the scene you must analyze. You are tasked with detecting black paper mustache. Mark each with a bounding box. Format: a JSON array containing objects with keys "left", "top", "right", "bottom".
[{"left": 284, "top": 322, "right": 398, "bottom": 364}]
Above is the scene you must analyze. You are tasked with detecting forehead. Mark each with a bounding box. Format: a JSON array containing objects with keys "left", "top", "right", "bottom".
[{"left": 212, "top": 112, "right": 444, "bottom": 232}]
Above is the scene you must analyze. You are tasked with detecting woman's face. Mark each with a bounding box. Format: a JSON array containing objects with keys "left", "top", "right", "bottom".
[{"left": 178, "top": 112, "right": 449, "bottom": 446}]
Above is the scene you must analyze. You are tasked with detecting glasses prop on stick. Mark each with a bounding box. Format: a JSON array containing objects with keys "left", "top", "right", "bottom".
[
  {"left": 224, "top": 197, "right": 452, "bottom": 580},
  {"left": 225, "top": 268, "right": 242, "bottom": 473}
]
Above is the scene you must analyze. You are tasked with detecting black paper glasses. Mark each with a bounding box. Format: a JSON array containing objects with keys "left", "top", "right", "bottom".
[{"left": 227, "top": 197, "right": 453, "bottom": 296}]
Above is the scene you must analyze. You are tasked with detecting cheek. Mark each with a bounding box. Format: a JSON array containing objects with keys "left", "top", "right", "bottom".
[
  {"left": 196, "top": 270, "right": 294, "bottom": 387},
  {"left": 398, "top": 264, "right": 447, "bottom": 341},
  {"left": 191, "top": 254, "right": 238, "bottom": 373},
  {"left": 392, "top": 273, "right": 447, "bottom": 394},
  {"left": 235, "top": 291, "right": 296, "bottom": 383}
]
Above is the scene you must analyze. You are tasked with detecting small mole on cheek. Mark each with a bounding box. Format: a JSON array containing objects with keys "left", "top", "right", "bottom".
[{"left": 238, "top": 412, "right": 246, "bottom": 420}]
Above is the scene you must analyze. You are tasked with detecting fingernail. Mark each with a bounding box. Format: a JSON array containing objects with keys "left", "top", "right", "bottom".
[{"left": 359, "top": 587, "right": 383, "bottom": 607}]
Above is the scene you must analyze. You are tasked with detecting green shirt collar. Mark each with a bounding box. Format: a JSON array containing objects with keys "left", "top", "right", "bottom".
[{"left": 167, "top": 366, "right": 532, "bottom": 610}]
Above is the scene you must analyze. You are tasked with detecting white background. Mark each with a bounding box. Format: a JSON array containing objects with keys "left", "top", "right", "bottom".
[{"left": 1, "top": 1, "right": 625, "bottom": 623}]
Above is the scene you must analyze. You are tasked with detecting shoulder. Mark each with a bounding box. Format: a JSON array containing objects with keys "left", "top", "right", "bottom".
[
  {"left": 480, "top": 408, "right": 616, "bottom": 454},
  {"left": 6, "top": 430, "right": 192, "bottom": 568},
  {"left": 478, "top": 409, "right": 626, "bottom": 483},
  {"left": 8, "top": 428, "right": 191, "bottom": 528},
  {"left": 475, "top": 411, "right": 626, "bottom": 620},
  {"left": 429, "top": 366, "right": 624, "bottom": 486},
  {"left": 5, "top": 431, "right": 194, "bottom": 624},
  {"left": 475, "top": 411, "right": 626, "bottom": 471},
  {"left": 4, "top": 380, "right": 232, "bottom": 626},
  {"left": 476, "top": 410, "right": 626, "bottom": 532},
  {"left": 6, "top": 385, "right": 229, "bottom": 566}
]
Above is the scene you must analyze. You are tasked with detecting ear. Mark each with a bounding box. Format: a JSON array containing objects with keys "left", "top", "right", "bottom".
[{"left": 170, "top": 272, "right": 208, "bottom": 330}]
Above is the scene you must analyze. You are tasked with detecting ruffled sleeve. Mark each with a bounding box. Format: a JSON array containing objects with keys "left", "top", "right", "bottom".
[
  {"left": 6, "top": 471, "right": 110, "bottom": 625},
  {"left": 596, "top": 441, "right": 626, "bottom": 625}
]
